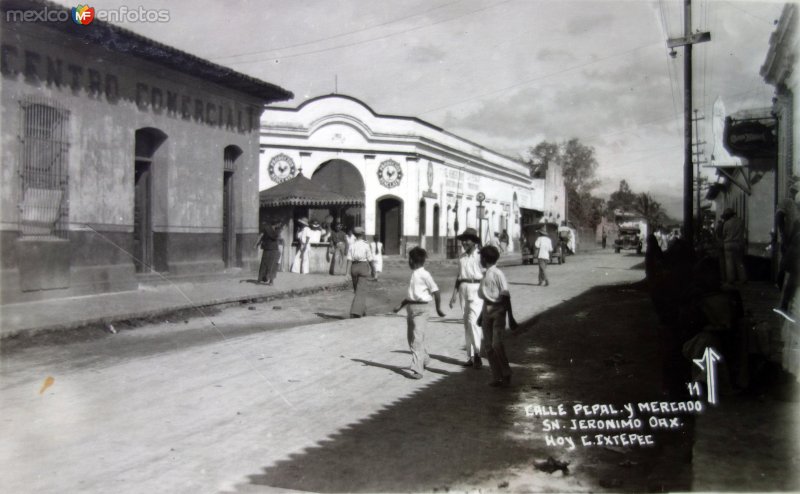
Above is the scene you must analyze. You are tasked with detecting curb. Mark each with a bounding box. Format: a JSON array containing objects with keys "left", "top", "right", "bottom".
[{"left": 0, "top": 280, "right": 352, "bottom": 341}]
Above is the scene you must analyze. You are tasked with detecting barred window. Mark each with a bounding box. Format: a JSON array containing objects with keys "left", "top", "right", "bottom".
[{"left": 19, "top": 98, "right": 70, "bottom": 238}]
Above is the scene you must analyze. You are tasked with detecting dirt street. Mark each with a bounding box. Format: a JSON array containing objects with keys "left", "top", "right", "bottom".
[{"left": 2, "top": 250, "right": 794, "bottom": 493}]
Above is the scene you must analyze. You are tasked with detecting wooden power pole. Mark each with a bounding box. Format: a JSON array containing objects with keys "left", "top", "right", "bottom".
[{"left": 668, "top": 0, "right": 710, "bottom": 247}]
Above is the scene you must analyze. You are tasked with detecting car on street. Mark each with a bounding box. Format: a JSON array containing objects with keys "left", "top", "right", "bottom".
[{"left": 614, "top": 226, "right": 643, "bottom": 254}]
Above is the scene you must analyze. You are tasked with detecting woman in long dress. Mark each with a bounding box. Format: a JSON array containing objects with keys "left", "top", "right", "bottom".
[{"left": 290, "top": 218, "right": 312, "bottom": 274}]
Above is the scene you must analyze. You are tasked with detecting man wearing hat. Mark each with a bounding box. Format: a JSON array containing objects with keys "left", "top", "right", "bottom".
[
  {"left": 449, "top": 227, "right": 485, "bottom": 369},
  {"left": 534, "top": 227, "right": 553, "bottom": 286},
  {"left": 328, "top": 222, "right": 349, "bottom": 275},
  {"left": 347, "top": 226, "right": 375, "bottom": 318}
]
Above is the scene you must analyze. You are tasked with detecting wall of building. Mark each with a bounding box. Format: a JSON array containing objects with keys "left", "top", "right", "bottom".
[{"left": 1, "top": 22, "right": 264, "bottom": 302}]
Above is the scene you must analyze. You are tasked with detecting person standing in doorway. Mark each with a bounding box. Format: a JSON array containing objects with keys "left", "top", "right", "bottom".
[
  {"left": 499, "top": 229, "right": 509, "bottom": 253},
  {"left": 347, "top": 227, "right": 375, "bottom": 318},
  {"left": 535, "top": 227, "right": 553, "bottom": 286},
  {"left": 721, "top": 208, "right": 747, "bottom": 285},
  {"left": 255, "top": 219, "right": 283, "bottom": 285},
  {"left": 449, "top": 227, "right": 485, "bottom": 369}
]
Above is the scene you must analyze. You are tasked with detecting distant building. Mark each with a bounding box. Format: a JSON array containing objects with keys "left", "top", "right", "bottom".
[
  {"left": 0, "top": 0, "right": 292, "bottom": 303},
  {"left": 259, "top": 94, "right": 565, "bottom": 260}
]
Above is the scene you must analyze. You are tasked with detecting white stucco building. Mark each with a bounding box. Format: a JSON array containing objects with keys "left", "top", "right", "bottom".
[{"left": 260, "top": 94, "right": 565, "bottom": 256}]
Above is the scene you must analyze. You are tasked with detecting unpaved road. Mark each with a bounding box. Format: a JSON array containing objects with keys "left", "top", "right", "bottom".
[{"left": 2, "top": 251, "right": 704, "bottom": 493}]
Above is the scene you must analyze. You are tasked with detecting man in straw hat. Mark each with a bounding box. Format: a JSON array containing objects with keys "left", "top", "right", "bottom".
[
  {"left": 449, "top": 227, "right": 485, "bottom": 369},
  {"left": 534, "top": 226, "right": 552, "bottom": 286},
  {"left": 347, "top": 226, "right": 375, "bottom": 318}
]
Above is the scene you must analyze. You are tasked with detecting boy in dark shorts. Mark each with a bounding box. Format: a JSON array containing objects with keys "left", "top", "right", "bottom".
[{"left": 393, "top": 247, "right": 446, "bottom": 379}]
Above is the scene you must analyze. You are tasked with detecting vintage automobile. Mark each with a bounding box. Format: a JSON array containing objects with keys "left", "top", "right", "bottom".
[
  {"left": 614, "top": 227, "right": 643, "bottom": 254},
  {"left": 521, "top": 222, "right": 565, "bottom": 265}
]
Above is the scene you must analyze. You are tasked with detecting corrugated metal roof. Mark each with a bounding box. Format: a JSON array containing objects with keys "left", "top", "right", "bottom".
[{"left": 260, "top": 175, "right": 363, "bottom": 207}]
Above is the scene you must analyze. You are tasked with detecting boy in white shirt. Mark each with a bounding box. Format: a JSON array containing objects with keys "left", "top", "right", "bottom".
[
  {"left": 394, "top": 247, "right": 446, "bottom": 379},
  {"left": 478, "top": 245, "right": 518, "bottom": 387}
]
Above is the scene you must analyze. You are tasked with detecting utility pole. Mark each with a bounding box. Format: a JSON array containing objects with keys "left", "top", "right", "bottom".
[
  {"left": 692, "top": 109, "right": 707, "bottom": 235},
  {"left": 668, "top": 0, "right": 710, "bottom": 247}
]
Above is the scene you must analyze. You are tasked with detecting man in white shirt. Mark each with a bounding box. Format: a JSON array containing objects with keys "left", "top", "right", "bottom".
[
  {"left": 347, "top": 227, "right": 374, "bottom": 318},
  {"left": 449, "top": 228, "right": 485, "bottom": 368},
  {"left": 534, "top": 228, "right": 553, "bottom": 287}
]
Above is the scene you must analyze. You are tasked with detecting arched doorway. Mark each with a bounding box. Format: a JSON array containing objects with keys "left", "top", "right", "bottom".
[
  {"left": 133, "top": 127, "right": 167, "bottom": 273},
  {"left": 432, "top": 204, "right": 440, "bottom": 254},
  {"left": 223, "top": 145, "right": 242, "bottom": 268},
  {"left": 312, "top": 159, "right": 365, "bottom": 230},
  {"left": 376, "top": 196, "right": 403, "bottom": 255},
  {"left": 418, "top": 199, "right": 426, "bottom": 248}
]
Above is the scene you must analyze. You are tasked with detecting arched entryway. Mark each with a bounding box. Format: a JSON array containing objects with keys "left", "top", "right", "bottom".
[
  {"left": 133, "top": 127, "right": 167, "bottom": 273},
  {"left": 377, "top": 196, "right": 403, "bottom": 255},
  {"left": 223, "top": 145, "right": 242, "bottom": 268},
  {"left": 311, "top": 159, "right": 365, "bottom": 230},
  {"left": 418, "top": 199, "right": 426, "bottom": 248},
  {"left": 432, "top": 204, "right": 440, "bottom": 254}
]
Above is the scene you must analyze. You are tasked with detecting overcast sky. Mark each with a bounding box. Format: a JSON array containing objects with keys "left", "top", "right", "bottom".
[{"left": 54, "top": 0, "right": 788, "bottom": 218}]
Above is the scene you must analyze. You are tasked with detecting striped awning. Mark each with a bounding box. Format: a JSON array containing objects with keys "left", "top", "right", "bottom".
[{"left": 259, "top": 175, "right": 363, "bottom": 207}]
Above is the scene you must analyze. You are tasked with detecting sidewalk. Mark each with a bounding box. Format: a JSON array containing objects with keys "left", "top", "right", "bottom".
[{"left": 0, "top": 272, "right": 351, "bottom": 340}]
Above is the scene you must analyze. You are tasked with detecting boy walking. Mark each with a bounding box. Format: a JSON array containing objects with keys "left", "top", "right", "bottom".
[
  {"left": 394, "top": 247, "right": 446, "bottom": 379},
  {"left": 478, "top": 245, "right": 518, "bottom": 387}
]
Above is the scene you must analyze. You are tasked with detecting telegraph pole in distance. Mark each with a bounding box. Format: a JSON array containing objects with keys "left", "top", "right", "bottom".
[
  {"left": 692, "top": 109, "right": 707, "bottom": 235},
  {"left": 668, "top": 0, "right": 710, "bottom": 247}
]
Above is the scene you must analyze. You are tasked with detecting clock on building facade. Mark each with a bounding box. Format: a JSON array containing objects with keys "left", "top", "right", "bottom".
[
  {"left": 377, "top": 159, "right": 403, "bottom": 188},
  {"left": 268, "top": 153, "right": 296, "bottom": 183}
]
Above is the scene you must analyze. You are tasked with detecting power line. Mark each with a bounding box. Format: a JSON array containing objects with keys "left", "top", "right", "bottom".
[
  {"left": 417, "top": 41, "right": 663, "bottom": 116},
  {"left": 225, "top": 0, "right": 513, "bottom": 65},
  {"left": 211, "top": 0, "right": 465, "bottom": 62}
]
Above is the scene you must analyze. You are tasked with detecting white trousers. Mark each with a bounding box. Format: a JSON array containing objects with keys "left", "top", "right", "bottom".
[{"left": 459, "top": 283, "right": 484, "bottom": 359}]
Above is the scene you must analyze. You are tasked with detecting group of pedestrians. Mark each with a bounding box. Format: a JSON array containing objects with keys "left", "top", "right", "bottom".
[{"left": 393, "top": 227, "right": 517, "bottom": 387}]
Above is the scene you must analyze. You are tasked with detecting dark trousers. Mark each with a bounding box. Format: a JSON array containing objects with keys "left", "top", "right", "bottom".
[
  {"left": 350, "top": 261, "right": 371, "bottom": 316},
  {"left": 258, "top": 250, "right": 280, "bottom": 282},
  {"left": 538, "top": 258, "right": 549, "bottom": 284},
  {"left": 481, "top": 303, "right": 511, "bottom": 382}
]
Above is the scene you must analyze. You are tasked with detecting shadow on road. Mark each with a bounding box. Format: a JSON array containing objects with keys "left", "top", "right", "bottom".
[{"left": 226, "top": 283, "right": 698, "bottom": 493}]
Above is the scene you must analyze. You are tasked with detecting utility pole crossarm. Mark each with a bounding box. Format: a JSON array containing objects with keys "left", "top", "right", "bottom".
[{"left": 668, "top": 31, "right": 711, "bottom": 48}]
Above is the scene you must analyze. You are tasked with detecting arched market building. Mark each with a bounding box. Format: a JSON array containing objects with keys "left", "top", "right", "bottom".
[{"left": 259, "top": 95, "right": 565, "bottom": 261}]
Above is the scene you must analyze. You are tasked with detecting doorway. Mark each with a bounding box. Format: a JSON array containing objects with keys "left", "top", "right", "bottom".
[
  {"left": 377, "top": 196, "right": 403, "bottom": 255},
  {"left": 133, "top": 128, "right": 166, "bottom": 273},
  {"left": 432, "top": 204, "right": 440, "bottom": 254}
]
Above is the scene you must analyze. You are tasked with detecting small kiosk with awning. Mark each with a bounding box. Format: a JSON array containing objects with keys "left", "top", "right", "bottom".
[{"left": 259, "top": 174, "right": 364, "bottom": 273}]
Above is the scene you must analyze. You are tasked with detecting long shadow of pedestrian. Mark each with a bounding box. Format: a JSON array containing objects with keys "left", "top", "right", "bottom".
[
  {"left": 350, "top": 358, "right": 413, "bottom": 378},
  {"left": 226, "top": 283, "right": 697, "bottom": 493},
  {"left": 314, "top": 312, "right": 347, "bottom": 320}
]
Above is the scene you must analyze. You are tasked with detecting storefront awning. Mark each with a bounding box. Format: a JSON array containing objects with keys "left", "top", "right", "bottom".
[{"left": 259, "top": 175, "right": 364, "bottom": 207}]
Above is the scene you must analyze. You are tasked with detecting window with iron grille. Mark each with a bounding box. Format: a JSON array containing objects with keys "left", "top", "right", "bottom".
[{"left": 18, "top": 98, "right": 70, "bottom": 238}]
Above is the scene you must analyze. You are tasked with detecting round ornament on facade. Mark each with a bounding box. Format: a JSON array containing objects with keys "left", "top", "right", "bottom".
[
  {"left": 377, "top": 159, "right": 403, "bottom": 188},
  {"left": 268, "top": 153, "right": 296, "bottom": 183}
]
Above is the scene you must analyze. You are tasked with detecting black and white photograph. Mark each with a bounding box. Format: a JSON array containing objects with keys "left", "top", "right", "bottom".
[{"left": 0, "top": 0, "right": 798, "bottom": 492}]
